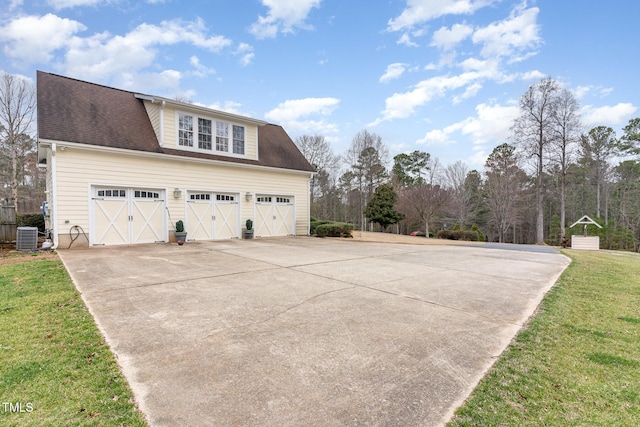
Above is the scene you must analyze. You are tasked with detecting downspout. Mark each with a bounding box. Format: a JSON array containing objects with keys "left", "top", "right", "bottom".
[
  {"left": 51, "top": 143, "right": 59, "bottom": 249},
  {"left": 159, "top": 100, "right": 165, "bottom": 143},
  {"left": 307, "top": 174, "right": 312, "bottom": 235}
]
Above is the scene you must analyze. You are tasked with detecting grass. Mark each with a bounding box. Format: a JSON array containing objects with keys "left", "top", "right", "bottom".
[
  {"left": 0, "top": 254, "right": 148, "bottom": 426},
  {"left": 448, "top": 249, "right": 640, "bottom": 426}
]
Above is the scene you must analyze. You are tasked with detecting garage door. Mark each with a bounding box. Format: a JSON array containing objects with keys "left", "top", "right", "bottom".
[
  {"left": 186, "top": 192, "right": 239, "bottom": 240},
  {"left": 255, "top": 195, "right": 294, "bottom": 237},
  {"left": 92, "top": 187, "right": 165, "bottom": 246}
]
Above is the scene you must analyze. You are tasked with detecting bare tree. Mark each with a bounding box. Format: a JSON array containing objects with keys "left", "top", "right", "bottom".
[
  {"left": 512, "top": 77, "right": 560, "bottom": 244},
  {"left": 396, "top": 184, "right": 450, "bottom": 238},
  {"left": 484, "top": 143, "right": 526, "bottom": 243},
  {"left": 443, "top": 160, "right": 469, "bottom": 227},
  {"left": 579, "top": 126, "right": 618, "bottom": 221},
  {"left": 343, "top": 129, "right": 389, "bottom": 229},
  {"left": 0, "top": 72, "right": 36, "bottom": 210},
  {"left": 550, "top": 88, "right": 581, "bottom": 240},
  {"left": 295, "top": 135, "right": 340, "bottom": 205}
]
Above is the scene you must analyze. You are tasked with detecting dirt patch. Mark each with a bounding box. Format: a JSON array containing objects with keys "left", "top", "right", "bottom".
[
  {"left": 350, "top": 231, "right": 482, "bottom": 245},
  {"left": 0, "top": 249, "right": 59, "bottom": 266}
]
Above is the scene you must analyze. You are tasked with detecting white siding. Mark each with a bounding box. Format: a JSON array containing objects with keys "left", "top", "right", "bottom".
[
  {"left": 53, "top": 147, "right": 310, "bottom": 246},
  {"left": 143, "top": 102, "right": 161, "bottom": 142}
]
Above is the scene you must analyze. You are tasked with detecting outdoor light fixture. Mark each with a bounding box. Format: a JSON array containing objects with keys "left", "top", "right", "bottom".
[
  {"left": 174, "top": 188, "right": 182, "bottom": 199},
  {"left": 245, "top": 192, "right": 253, "bottom": 201}
]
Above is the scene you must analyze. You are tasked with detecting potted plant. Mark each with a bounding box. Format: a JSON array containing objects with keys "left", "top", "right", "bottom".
[
  {"left": 243, "top": 219, "right": 254, "bottom": 239},
  {"left": 174, "top": 220, "right": 187, "bottom": 245}
]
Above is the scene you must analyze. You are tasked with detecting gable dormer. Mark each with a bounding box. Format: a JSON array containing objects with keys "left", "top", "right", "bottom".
[{"left": 136, "top": 94, "right": 266, "bottom": 161}]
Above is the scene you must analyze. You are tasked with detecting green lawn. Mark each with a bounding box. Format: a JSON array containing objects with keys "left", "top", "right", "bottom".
[
  {"left": 448, "top": 249, "right": 640, "bottom": 426},
  {"left": 0, "top": 254, "right": 147, "bottom": 427}
]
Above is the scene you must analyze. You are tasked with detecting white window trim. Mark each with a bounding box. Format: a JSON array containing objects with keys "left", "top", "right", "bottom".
[{"left": 175, "top": 111, "right": 247, "bottom": 159}]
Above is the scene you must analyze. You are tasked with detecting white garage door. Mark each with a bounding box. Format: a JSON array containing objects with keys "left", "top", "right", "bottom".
[
  {"left": 92, "top": 187, "right": 165, "bottom": 246},
  {"left": 255, "top": 195, "right": 294, "bottom": 237},
  {"left": 186, "top": 192, "right": 240, "bottom": 240}
]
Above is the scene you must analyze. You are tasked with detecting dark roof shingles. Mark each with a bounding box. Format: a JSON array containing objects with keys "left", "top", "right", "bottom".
[{"left": 37, "top": 71, "right": 314, "bottom": 172}]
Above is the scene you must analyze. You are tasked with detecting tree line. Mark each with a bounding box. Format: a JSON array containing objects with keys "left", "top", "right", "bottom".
[
  {"left": 2, "top": 72, "right": 639, "bottom": 251},
  {"left": 0, "top": 72, "right": 43, "bottom": 213},
  {"left": 296, "top": 77, "right": 640, "bottom": 251}
]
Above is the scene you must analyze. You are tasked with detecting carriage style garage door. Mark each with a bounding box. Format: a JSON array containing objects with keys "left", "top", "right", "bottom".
[
  {"left": 186, "top": 192, "right": 240, "bottom": 240},
  {"left": 91, "top": 186, "right": 166, "bottom": 246},
  {"left": 255, "top": 195, "right": 294, "bottom": 237}
]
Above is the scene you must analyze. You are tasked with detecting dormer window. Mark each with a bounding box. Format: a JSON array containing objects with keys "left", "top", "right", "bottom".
[
  {"left": 233, "top": 125, "right": 245, "bottom": 155},
  {"left": 198, "top": 118, "right": 212, "bottom": 150},
  {"left": 177, "top": 112, "right": 245, "bottom": 157},
  {"left": 216, "top": 122, "right": 229, "bottom": 152},
  {"left": 178, "top": 114, "right": 193, "bottom": 147}
]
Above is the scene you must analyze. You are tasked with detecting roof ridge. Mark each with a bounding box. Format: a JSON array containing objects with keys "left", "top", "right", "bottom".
[{"left": 37, "top": 70, "right": 138, "bottom": 96}]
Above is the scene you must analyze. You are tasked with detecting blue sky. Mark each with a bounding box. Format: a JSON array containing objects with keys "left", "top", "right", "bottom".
[{"left": 1, "top": 0, "right": 638, "bottom": 170}]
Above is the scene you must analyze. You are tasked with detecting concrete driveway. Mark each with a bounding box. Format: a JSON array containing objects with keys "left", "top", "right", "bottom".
[{"left": 59, "top": 237, "right": 569, "bottom": 426}]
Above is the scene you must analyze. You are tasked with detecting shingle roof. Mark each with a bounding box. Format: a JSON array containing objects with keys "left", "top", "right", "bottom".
[{"left": 37, "top": 71, "right": 315, "bottom": 173}]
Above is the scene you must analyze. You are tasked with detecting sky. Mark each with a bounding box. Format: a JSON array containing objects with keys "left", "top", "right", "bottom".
[{"left": 1, "top": 0, "right": 639, "bottom": 170}]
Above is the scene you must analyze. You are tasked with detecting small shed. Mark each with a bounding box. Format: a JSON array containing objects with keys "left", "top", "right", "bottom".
[{"left": 569, "top": 215, "right": 602, "bottom": 250}]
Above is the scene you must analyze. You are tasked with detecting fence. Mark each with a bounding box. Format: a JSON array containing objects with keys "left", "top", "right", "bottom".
[{"left": 1, "top": 205, "right": 17, "bottom": 242}]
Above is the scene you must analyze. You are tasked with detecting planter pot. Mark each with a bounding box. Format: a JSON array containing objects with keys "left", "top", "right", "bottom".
[
  {"left": 174, "top": 232, "right": 187, "bottom": 244},
  {"left": 243, "top": 230, "right": 254, "bottom": 240}
]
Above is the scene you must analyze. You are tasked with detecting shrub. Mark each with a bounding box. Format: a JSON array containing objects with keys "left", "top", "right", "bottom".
[
  {"left": 315, "top": 222, "right": 353, "bottom": 238},
  {"left": 437, "top": 229, "right": 479, "bottom": 241},
  {"left": 17, "top": 213, "right": 45, "bottom": 232},
  {"left": 310, "top": 219, "right": 333, "bottom": 234},
  {"left": 471, "top": 224, "right": 486, "bottom": 242}
]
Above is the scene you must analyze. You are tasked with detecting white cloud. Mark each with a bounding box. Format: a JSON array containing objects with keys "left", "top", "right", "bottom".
[
  {"left": 189, "top": 56, "right": 216, "bottom": 78},
  {"left": 417, "top": 101, "right": 519, "bottom": 150},
  {"left": 380, "top": 63, "right": 408, "bottom": 83},
  {"left": 374, "top": 71, "right": 490, "bottom": 123},
  {"left": 387, "top": 0, "right": 496, "bottom": 32},
  {"left": 417, "top": 127, "right": 459, "bottom": 146},
  {"left": 372, "top": 3, "right": 544, "bottom": 126},
  {"left": 431, "top": 23, "right": 473, "bottom": 51},
  {"left": 8, "top": 0, "right": 23, "bottom": 10},
  {"left": 459, "top": 57, "right": 499, "bottom": 74},
  {"left": 265, "top": 97, "right": 339, "bottom": 122},
  {"left": 112, "top": 69, "right": 184, "bottom": 93},
  {"left": 397, "top": 33, "right": 419, "bottom": 47},
  {"left": 467, "top": 149, "right": 489, "bottom": 167},
  {"left": 459, "top": 102, "right": 519, "bottom": 144},
  {"left": 265, "top": 97, "right": 340, "bottom": 136},
  {"left": 574, "top": 85, "right": 614, "bottom": 100},
  {"left": 205, "top": 101, "right": 247, "bottom": 116},
  {"left": 472, "top": 6, "right": 541, "bottom": 60},
  {"left": 62, "top": 18, "right": 231, "bottom": 86},
  {"left": 520, "top": 70, "right": 545, "bottom": 81},
  {"left": 46, "top": 0, "right": 101, "bottom": 9},
  {"left": 453, "top": 82, "right": 482, "bottom": 104},
  {"left": 235, "top": 43, "right": 255, "bottom": 66},
  {"left": 0, "top": 13, "right": 86, "bottom": 64},
  {"left": 250, "top": 0, "right": 322, "bottom": 39},
  {"left": 581, "top": 103, "right": 637, "bottom": 128}
]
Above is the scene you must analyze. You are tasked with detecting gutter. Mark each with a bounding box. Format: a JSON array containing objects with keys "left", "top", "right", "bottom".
[{"left": 37, "top": 138, "right": 315, "bottom": 176}]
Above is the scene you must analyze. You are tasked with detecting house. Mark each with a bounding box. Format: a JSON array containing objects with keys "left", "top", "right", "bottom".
[{"left": 36, "top": 71, "right": 314, "bottom": 248}]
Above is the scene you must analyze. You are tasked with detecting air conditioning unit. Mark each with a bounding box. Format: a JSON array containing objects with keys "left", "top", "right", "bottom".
[{"left": 17, "top": 226, "right": 38, "bottom": 251}]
